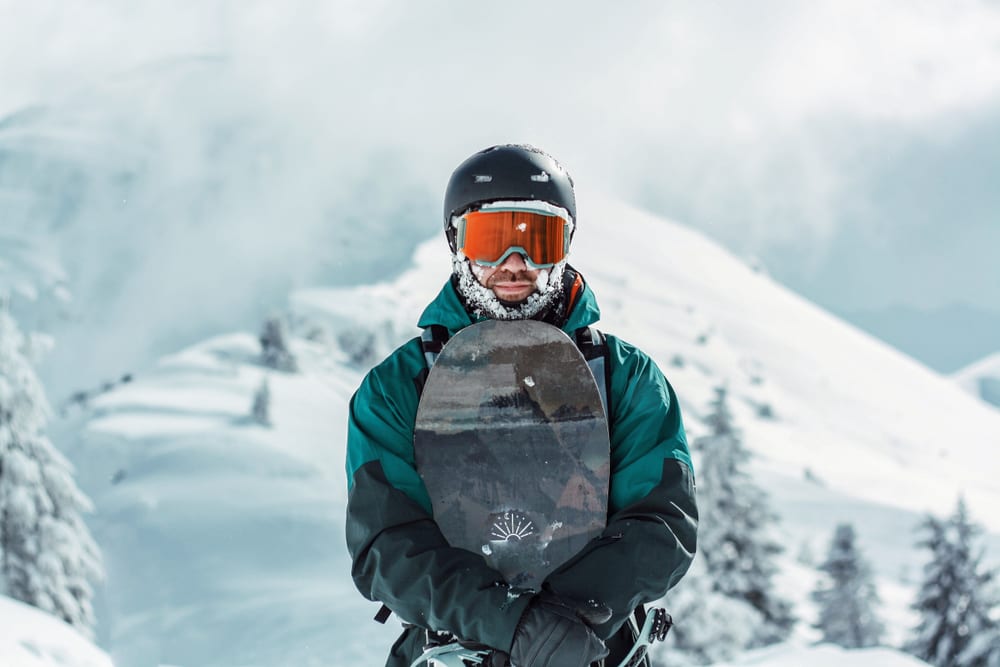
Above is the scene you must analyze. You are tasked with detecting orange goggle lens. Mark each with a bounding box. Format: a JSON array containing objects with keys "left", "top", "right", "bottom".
[{"left": 457, "top": 209, "right": 569, "bottom": 268}]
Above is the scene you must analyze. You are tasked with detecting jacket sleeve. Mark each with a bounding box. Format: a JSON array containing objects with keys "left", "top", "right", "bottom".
[
  {"left": 542, "top": 335, "right": 698, "bottom": 639},
  {"left": 344, "top": 339, "right": 532, "bottom": 652}
]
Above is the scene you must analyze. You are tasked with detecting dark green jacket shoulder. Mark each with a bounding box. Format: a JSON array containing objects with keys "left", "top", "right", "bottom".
[{"left": 345, "top": 278, "right": 697, "bottom": 663}]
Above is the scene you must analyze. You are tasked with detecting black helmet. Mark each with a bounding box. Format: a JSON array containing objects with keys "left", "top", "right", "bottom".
[{"left": 443, "top": 144, "right": 576, "bottom": 252}]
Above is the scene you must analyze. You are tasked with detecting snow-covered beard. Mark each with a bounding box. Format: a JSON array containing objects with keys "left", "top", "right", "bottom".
[{"left": 452, "top": 255, "right": 566, "bottom": 321}]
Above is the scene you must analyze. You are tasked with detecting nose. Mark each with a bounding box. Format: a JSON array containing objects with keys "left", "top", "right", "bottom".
[{"left": 499, "top": 252, "right": 528, "bottom": 271}]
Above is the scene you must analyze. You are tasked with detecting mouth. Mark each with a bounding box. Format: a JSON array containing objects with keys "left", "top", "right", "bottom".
[
  {"left": 491, "top": 281, "right": 535, "bottom": 301},
  {"left": 481, "top": 267, "right": 541, "bottom": 303},
  {"left": 493, "top": 280, "right": 533, "bottom": 288},
  {"left": 493, "top": 281, "right": 533, "bottom": 290}
]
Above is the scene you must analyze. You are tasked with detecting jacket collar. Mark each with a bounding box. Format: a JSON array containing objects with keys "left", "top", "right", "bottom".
[{"left": 417, "top": 267, "right": 601, "bottom": 336}]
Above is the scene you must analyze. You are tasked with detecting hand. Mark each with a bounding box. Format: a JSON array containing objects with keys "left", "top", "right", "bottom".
[{"left": 507, "top": 593, "right": 611, "bottom": 667}]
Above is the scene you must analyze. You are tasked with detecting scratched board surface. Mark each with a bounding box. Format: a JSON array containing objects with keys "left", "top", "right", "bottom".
[{"left": 414, "top": 320, "right": 610, "bottom": 590}]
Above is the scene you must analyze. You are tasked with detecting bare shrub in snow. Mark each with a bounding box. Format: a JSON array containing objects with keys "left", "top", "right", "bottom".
[
  {"left": 0, "top": 309, "right": 103, "bottom": 635},
  {"left": 59, "top": 372, "right": 134, "bottom": 416}
]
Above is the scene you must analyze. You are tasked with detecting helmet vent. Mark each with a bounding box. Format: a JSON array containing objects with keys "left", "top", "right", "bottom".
[
  {"left": 474, "top": 174, "right": 493, "bottom": 183},
  {"left": 530, "top": 171, "right": 550, "bottom": 182}
]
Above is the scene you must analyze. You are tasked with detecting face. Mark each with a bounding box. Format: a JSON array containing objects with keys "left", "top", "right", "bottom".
[{"left": 472, "top": 252, "right": 541, "bottom": 304}]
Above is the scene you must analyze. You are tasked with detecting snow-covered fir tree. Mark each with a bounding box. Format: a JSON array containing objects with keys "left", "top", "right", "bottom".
[
  {"left": 0, "top": 308, "right": 103, "bottom": 635},
  {"left": 906, "top": 498, "right": 1000, "bottom": 667},
  {"left": 694, "top": 385, "right": 795, "bottom": 646},
  {"left": 657, "top": 557, "right": 764, "bottom": 667},
  {"left": 811, "top": 522, "right": 884, "bottom": 648},
  {"left": 259, "top": 315, "right": 298, "bottom": 372},
  {"left": 251, "top": 377, "right": 272, "bottom": 427}
]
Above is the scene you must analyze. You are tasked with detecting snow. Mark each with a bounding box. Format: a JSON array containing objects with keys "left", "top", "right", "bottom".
[
  {"left": 0, "top": 595, "right": 112, "bottom": 667},
  {"left": 478, "top": 199, "right": 572, "bottom": 222},
  {"left": 585, "top": 197, "right": 1000, "bottom": 531},
  {"left": 451, "top": 253, "right": 566, "bottom": 321},
  {"left": 0, "top": 235, "right": 67, "bottom": 304},
  {"left": 710, "top": 643, "right": 931, "bottom": 666},
  {"left": 953, "top": 351, "right": 1000, "bottom": 409},
  {"left": 63, "top": 333, "right": 395, "bottom": 666},
  {"left": 11, "top": 195, "right": 995, "bottom": 665}
]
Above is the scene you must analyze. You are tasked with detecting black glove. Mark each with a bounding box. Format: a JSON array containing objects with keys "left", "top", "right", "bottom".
[{"left": 507, "top": 593, "right": 611, "bottom": 667}]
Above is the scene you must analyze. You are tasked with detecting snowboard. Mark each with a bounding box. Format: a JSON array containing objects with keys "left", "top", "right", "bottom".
[{"left": 414, "top": 319, "right": 610, "bottom": 590}]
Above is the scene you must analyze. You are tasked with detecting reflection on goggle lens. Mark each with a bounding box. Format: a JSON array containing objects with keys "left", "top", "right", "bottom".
[{"left": 458, "top": 209, "right": 569, "bottom": 269}]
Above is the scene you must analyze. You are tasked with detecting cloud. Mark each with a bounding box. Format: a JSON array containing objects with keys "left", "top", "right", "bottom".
[
  {"left": 570, "top": 1, "right": 1000, "bottom": 252},
  {"left": 3, "top": 0, "right": 1000, "bottom": 389},
  {"left": 754, "top": 1, "right": 1000, "bottom": 125}
]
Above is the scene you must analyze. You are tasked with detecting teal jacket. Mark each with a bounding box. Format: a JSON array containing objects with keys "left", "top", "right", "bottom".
[{"left": 346, "top": 277, "right": 697, "bottom": 666}]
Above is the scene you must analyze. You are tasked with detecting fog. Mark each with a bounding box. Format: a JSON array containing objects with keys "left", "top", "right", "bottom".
[{"left": 3, "top": 0, "right": 1000, "bottom": 394}]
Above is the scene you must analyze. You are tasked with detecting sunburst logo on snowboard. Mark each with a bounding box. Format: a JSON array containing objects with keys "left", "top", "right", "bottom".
[{"left": 490, "top": 511, "right": 536, "bottom": 541}]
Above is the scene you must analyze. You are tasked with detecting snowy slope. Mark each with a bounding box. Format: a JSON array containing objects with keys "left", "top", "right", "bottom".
[
  {"left": 1, "top": 595, "right": 113, "bottom": 667},
  {"left": 67, "top": 333, "right": 398, "bottom": 666},
  {"left": 710, "top": 643, "right": 931, "bottom": 666},
  {"left": 63, "top": 195, "right": 999, "bottom": 666},
  {"left": 953, "top": 352, "right": 1000, "bottom": 409}
]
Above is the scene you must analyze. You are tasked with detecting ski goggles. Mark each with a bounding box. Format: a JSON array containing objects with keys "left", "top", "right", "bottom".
[{"left": 455, "top": 208, "right": 571, "bottom": 269}]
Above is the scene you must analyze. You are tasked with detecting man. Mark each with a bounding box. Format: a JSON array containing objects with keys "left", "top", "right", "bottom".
[{"left": 346, "top": 144, "right": 697, "bottom": 667}]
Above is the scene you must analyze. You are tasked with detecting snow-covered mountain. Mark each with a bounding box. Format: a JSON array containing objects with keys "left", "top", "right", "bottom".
[
  {"left": 953, "top": 352, "right": 1000, "bottom": 409},
  {"left": 49, "top": 194, "right": 1000, "bottom": 666}
]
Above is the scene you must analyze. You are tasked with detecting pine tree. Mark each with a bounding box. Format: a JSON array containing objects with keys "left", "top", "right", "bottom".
[
  {"left": 694, "top": 385, "right": 795, "bottom": 646},
  {"left": 259, "top": 315, "right": 298, "bottom": 372},
  {"left": 811, "top": 523, "right": 884, "bottom": 648},
  {"left": 958, "top": 626, "right": 1000, "bottom": 667},
  {"left": 907, "top": 498, "right": 1000, "bottom": 667},
  {"left": 0, "top": 308, "right": 103, "bottom": 634}
]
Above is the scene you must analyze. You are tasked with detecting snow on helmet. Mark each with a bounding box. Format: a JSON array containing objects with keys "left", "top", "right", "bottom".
[{"left": 443, "top": 144, "right": 576, "bottom": 253}]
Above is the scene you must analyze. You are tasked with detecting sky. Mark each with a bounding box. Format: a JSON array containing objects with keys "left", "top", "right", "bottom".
[{"left": 1, "top": 0, "right": 999, "bottom": 391}]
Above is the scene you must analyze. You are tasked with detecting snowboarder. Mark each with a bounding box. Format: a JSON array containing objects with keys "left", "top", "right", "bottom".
[{"left": 346, "top": 144, "right": 697, "bottom": 667}]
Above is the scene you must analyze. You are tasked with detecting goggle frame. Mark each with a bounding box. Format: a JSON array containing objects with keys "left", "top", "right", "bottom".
[{"left": 455, "top": 207, "right": 572, "bottom": 270}]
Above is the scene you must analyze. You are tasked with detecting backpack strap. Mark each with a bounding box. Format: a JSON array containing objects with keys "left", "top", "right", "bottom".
[
  {"left": 575, "top": 326, "right": 611, "bottom": 420},
  {"left": 415, "top": 325, "right": 450, "bottom": 396},
  {"left": 421, "top": 324, "right": 450, "bottom": 369},
  {"left": 373, "top": 604, "right": 392, "bottom": 624}
]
